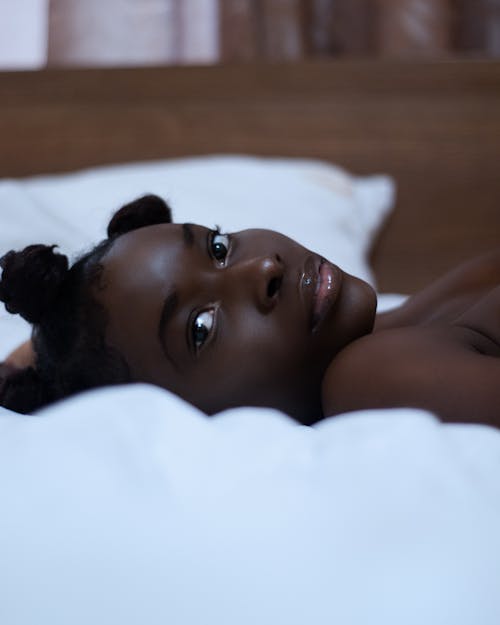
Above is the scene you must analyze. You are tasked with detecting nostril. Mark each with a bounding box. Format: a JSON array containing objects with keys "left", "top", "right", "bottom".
[{"left": 267, "top": 276, "right": 282, "bottom": 298}]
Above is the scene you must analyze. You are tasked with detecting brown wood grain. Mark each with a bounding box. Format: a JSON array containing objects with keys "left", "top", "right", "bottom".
[{"left": 0, "top": 60, "right": 499, "bottom": 292}]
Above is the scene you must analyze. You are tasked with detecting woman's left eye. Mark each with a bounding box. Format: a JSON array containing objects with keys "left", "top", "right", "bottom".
[
  {"left": 210, "top": 230, "right": 230, "bottom": 264},
  {"left": 192, "top": 309, "right": 215, "bottom": 352}
]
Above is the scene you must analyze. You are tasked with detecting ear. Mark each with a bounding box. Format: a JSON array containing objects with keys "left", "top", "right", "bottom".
[{"left": 107, "top": 194, "right": 173, "bottom": 238}]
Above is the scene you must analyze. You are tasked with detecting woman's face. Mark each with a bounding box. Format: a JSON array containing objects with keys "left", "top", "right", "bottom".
[{"left": 96, "top": 223, "right": 376, "bottom": 423}]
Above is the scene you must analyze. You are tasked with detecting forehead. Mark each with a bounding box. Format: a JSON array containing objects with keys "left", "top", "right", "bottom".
[
  {"left": 105, "top": 222, "right": 185, "bottom": 262},
  {"left": 99, "top": 225, "right": 171, "bottom": 298},
  {"left": 100, "top": 222, "right": 204, "bottom": 289},
  {"left": 95, "top": 224, "right": 185, "bottom": 383}
]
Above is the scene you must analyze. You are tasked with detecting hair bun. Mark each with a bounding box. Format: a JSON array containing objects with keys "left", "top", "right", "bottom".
[
  {"left": 0, "top": 244, "right": 69, "bottom": 323},
  {"left": 107, "top": 194, "right": 172, "bottom": 238}
]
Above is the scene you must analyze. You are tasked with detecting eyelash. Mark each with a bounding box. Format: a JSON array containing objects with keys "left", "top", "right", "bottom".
[
  {"left": 191, "top": 308, "right": 216, "bottom": 353},
  {"left": 190, "top": 228, "right": 231, "bottom": 354},
  {"left": 209, "top": 226, "right": 230, "bottom": 266}
]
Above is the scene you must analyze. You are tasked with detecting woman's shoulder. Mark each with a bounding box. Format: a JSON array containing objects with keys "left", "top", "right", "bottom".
[
  {"left": 322, "top": 325, "right": 456, "bottom": 417},
  {"left": 321, "top": 308, "right": 500, "bottom": 426}
]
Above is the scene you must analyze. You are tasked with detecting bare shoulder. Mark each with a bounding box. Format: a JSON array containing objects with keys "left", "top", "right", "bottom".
[{"left": 322, "top": 321, "right": 500, "bottom": 427}]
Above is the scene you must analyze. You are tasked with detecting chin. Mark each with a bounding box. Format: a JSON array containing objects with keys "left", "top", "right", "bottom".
[
  {"left": 348, "top": 273, "right": 377, "bottom": 332},
  {"left": 322, "top": 272, "right": 376, "bottom": 357}
]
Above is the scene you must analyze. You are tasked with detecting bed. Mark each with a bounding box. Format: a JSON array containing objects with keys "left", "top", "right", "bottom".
[{"left": 0, "top": 60, "right": 500, "bottom": 625}]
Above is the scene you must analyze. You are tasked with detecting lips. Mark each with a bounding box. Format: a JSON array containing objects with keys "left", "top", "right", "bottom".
[{"left": 301, "top": 256, "right": 342, "bottom": 332}]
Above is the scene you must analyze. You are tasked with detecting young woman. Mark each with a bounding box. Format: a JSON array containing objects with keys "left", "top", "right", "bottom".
[{"left": 1, "top": 194, "right": 499, "bottom": 426}]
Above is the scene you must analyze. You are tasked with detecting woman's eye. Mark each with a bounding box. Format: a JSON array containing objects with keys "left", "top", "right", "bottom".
[
  {"left": 192, "top": 309, "right": 215, "bottom": 351},
  {"left": 210, "top": 231, "right": 230, "bottom": 264}
]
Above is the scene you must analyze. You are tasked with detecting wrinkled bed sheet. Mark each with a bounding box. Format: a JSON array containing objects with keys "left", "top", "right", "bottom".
[{"left": 0, "top": 384, "right": 500, "bottom": 625}]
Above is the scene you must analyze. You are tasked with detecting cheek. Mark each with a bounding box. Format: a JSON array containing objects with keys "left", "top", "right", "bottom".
[{"left": 195, "top": 313, "right": 311, "bottom": 405}]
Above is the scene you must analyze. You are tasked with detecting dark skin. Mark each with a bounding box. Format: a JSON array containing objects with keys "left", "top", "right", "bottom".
[
  {"left": 324, "top": 249, "right": 500, "bottom": 427},
  {"left": 6, "top": 225, "right": 500, "bottom": 426},
  {"left": 96, "top": 224, "right": 376, "bottom": 423}
]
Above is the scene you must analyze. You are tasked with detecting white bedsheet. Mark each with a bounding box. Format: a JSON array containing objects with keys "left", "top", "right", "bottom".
[{"left": 0, "top": 384, "right": 499, "bottom": 625}]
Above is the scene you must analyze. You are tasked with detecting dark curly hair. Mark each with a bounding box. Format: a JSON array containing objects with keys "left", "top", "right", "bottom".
[{"left": 0, "top": 194, "right": 172, "bottom": 414}]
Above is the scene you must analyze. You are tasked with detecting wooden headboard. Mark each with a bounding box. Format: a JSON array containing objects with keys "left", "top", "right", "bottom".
[{"left": 1, "top": 60, "right": 499, "bottom": 292}]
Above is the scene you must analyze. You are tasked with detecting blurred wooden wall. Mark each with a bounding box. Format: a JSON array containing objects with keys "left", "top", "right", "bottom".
[{"left": 45, "top": 0, "right": 500, "bottom": 67}]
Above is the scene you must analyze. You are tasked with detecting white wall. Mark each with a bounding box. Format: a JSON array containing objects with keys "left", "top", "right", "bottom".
[
  {"left": 47, "top": 0, "right": 219, "bottom": 66},
  {"left": 0, "top": 0, "right": 219, "bottom": 70},
  {"left": 0, "top": 0, "right": 48, "bottom": 69}
]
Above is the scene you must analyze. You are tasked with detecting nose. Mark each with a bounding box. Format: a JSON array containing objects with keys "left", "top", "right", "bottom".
[{"left": 226, "top": 254, "right": 284, "bottom": 314}]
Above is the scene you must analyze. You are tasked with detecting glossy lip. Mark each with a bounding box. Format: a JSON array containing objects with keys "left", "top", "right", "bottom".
[
  {"left": 299, "top": 254, "right": 318, "bottom": 326},
  {"left": 299, "top": 255, "right": 342, "bottom": 333}
]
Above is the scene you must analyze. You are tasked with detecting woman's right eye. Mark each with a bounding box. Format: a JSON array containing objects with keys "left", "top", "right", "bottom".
[
  {"left": 192, "top": 309, "right": 215, "bottom": 352},
  {"left": 210, "top": 230, "right": 230, "bottom": 265}
]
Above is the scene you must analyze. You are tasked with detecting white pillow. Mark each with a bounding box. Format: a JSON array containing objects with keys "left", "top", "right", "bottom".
[
  {"left": 0, "top": 384, "right": 499, "bottom": 625},
  {"left": 0, "top": 154, "right": 394, "bottom": 357},
  {"left": 1, "top": 155, "right": 394, "bottom": 285}
]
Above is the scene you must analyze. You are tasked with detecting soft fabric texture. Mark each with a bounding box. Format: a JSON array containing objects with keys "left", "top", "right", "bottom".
[{"left": 0, "top": 384, "right": 499, "bottom": 625}]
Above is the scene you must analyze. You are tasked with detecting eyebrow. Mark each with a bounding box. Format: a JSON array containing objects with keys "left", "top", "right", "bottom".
[
  {"left": 157, "top": 223, "right": 195, "bottom": 371},
  {"left": 158, "top": 291, "right": 180, "bottom": 371},
  {"left": 182, "top": 222, "right": 195, "bottom": 247}
]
